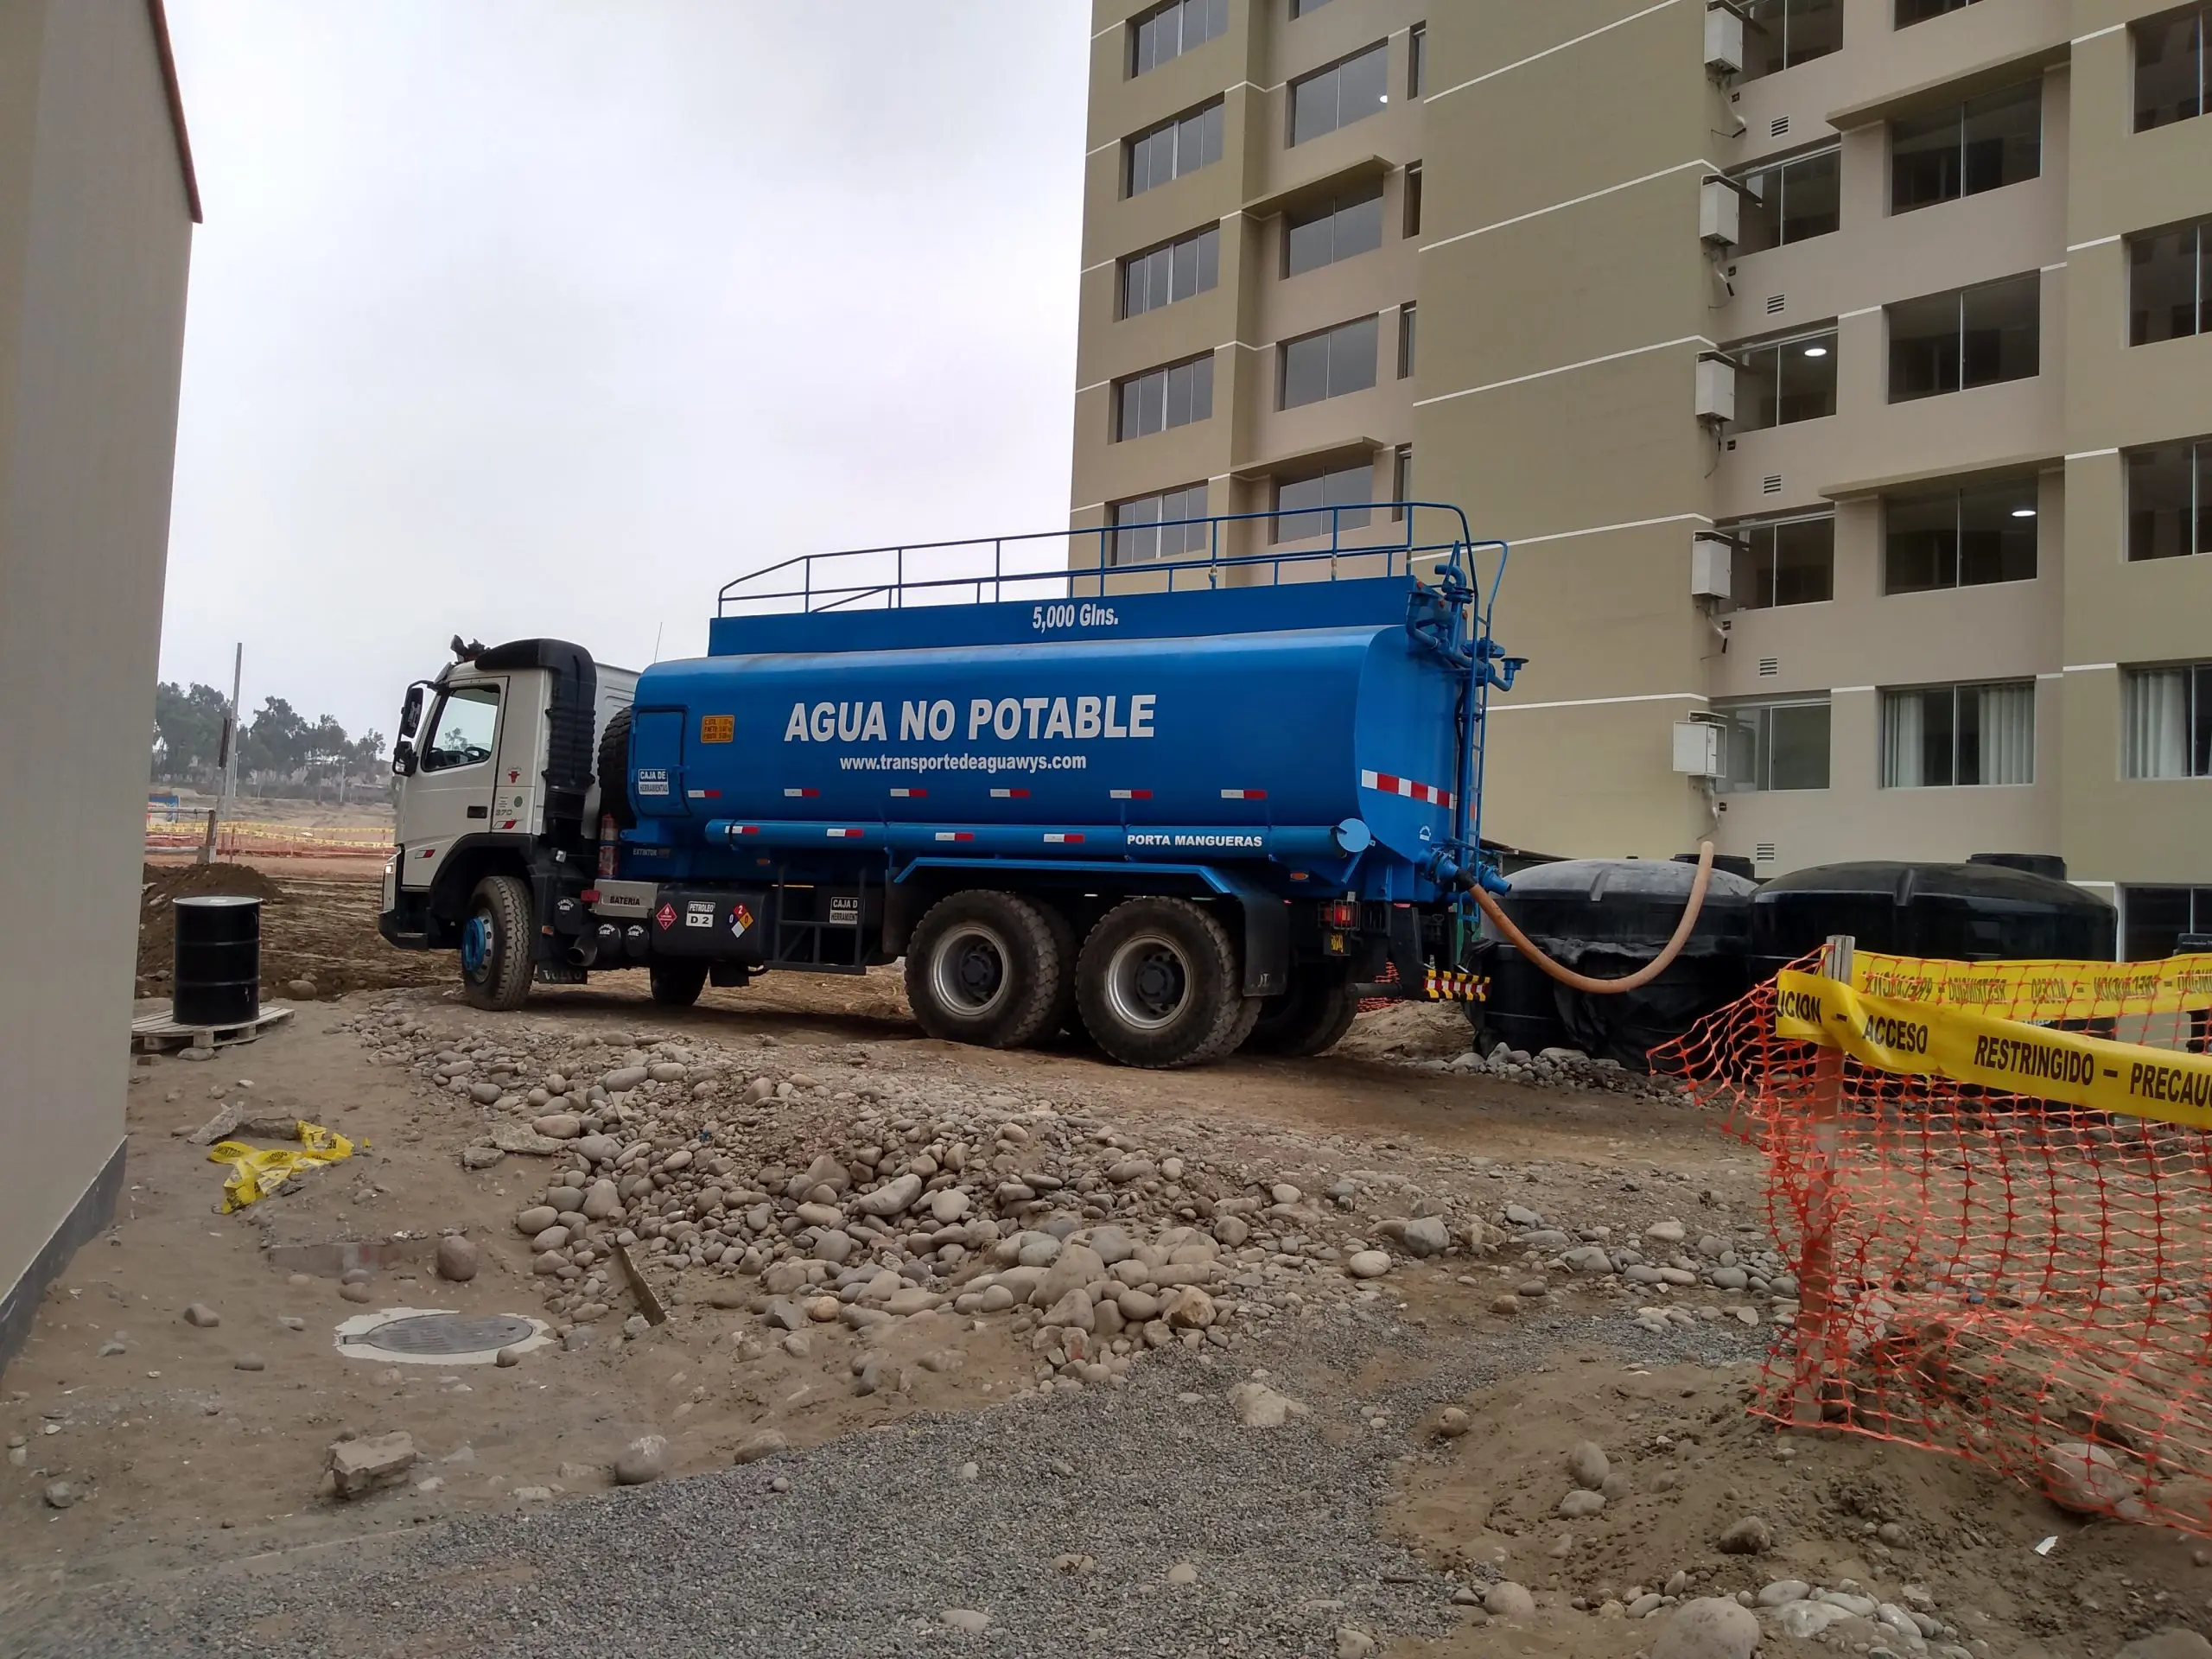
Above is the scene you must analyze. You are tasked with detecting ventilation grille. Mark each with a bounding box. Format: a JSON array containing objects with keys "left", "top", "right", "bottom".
[
  {"left": 1758, "top": 657, "right": 1781, "bottom": 677},
  {"left": 1756, "top": 842, "right": 1777, "bottom": 863},
  {"left": 1770, "top": 116, "right": 1790, "bottom": 137},
  {"left": 1763, "top": 474, "right": 1783, "bottom": 494},
  {"left": 1765, "top": 294, "right": 1787, "bottom": 315}
]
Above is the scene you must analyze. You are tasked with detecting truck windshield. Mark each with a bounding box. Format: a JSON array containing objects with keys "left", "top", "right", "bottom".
[{"left": 422, "top": 684, "right": 499, "bottom": 772}]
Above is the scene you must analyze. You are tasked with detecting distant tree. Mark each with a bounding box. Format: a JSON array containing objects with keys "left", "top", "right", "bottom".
[
  {"left": 348, "top": 729, "right": 388, "bottom": 776},
  {"left": 240, "top": 696, "right": 309, "bottom": 779},
  {"left": 151, "top": 682, "right": 231, "bottom": 782}
]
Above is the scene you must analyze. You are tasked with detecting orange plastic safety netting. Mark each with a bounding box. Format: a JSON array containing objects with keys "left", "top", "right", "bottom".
[{"left": 1654, "top": 946, "right": 2212, "bottom": 1532}]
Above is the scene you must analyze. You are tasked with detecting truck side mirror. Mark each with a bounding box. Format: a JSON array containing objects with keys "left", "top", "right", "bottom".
[
  {"left": 399, "top": 683, "right": 426, "bottom": 739},
  {"left": 391, "top": 739, "right": 416, "bottom": 778}
]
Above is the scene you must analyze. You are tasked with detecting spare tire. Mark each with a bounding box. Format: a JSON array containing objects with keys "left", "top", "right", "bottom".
[{"left": 594, "top": 705, "right": 635, "bottom": 831}]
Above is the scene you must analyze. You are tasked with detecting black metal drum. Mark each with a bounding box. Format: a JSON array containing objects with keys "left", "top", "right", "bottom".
[{"left": 173, "top": 894, "right": 261, "bottom": 1027}]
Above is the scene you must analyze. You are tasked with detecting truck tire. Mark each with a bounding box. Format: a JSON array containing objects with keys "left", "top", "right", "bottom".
[
  {"left": 461, "top": 874, "right": 534, "bottom": 1012},
  {"left": 905, "top": 891, "right": 1062, "bottom": 1050},
  {"left": 1241, "top": 963, "right": 1358, "bottom": 1058},
  {"left": 1076, "top": 898, "right": 1253, "bottom": 1069},
  {"left": 1030, "top": 900, "right": 1079, "bottom": 1046},
  {"left": 650, "top": 960, "right": 708, "bottom": 1007},
  {"left": 595, "top": 705, "right": 635, "bottom": 831}
]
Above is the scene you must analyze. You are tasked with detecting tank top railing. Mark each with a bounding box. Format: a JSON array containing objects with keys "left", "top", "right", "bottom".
[{"left": 716, "top": 503, "right": 1484, "bottom": 618}]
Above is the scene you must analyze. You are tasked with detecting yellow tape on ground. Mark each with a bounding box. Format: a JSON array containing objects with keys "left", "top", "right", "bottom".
[
  {"left": 1776, "top": 970, "right": 2212, "bottom": 1128},
  {"left": 207, "top": 1122, "right": 354, "bottom": 1212},
  {"left": 1850, "top": 950, "right": 2212, "bottom": 1023}
]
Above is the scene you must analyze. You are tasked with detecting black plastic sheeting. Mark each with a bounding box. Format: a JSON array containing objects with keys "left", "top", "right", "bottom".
[{"left": 1465, "top": 859, "right": 1759, "bottom": 1071}]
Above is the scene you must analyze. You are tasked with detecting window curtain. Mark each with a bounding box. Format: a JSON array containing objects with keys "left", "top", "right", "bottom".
[
  {"left": 1881, "top": 691, "right": 1924, "bottom": 787},
  {"left": 1976, "top": 683, "right": 2036, "bottom": 785},
  {"left": 2126, "top": 668, "right": 2191, "bottom": 779}
]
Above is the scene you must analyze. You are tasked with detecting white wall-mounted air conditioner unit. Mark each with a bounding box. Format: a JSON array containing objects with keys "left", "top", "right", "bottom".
[
  {"left": 1705, "top": 5, "right": 1745, "bottom": 75},
  {"left": 1700, "top": 176, "right": 1741, "bottom": 247},
  {"left": 1695, "top": 353, "right": 1737, "bottom": 424},
  {"left": 1673, "top": 721, "right": 1725, "bottom": 779},
  {"left": 1691, "top": 531, "right": 1734, "bottom": 600}
]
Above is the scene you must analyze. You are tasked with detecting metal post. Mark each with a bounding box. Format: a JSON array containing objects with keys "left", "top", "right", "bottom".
[
  {"left": 1791, "top": 931, "right": 1854, "bottom": 1427},
  {"left": 203, "top": 642, "right": 241, "bottom": 867}
]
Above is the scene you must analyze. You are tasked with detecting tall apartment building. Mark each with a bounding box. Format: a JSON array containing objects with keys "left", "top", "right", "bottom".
[{"left": 1070, "top": 0, "right": 2212, "bottom": 958}]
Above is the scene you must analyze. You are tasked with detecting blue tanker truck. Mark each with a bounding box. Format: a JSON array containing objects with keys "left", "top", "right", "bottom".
[{"left": 378, "top": 508, "right": 1712, "bottom": 1067}]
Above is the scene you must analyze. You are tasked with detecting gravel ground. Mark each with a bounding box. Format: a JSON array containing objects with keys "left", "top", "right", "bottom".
[{"left": 10, "top": 1306, "right": 1763, "bottom": 1659}]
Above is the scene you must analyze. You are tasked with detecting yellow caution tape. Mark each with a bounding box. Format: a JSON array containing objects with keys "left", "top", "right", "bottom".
[
  {"left": 1850, "top": 950, "right": 2212, "bottom": 1023},
  {"left": 1776, "top": 970, "right": 2212, "bottom": 1128},
  {"left": 207, "top": 1122, "right": 355, "bottom": 1212}
]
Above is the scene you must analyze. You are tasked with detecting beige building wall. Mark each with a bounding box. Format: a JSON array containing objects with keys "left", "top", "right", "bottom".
[
  {"left": 0, "top": 0, "right": 197, "bottom": 1369},
  {"left": 1073, "top": 0, "right": 2211, "bottom": 950}
]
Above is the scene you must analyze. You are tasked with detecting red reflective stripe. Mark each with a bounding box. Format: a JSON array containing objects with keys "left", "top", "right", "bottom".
[
  {"left": 890, "top": 787, "right": 927, "bottom": 798},
  {"left": 933, "top": 831, "right": 975, "bottom": 842},
  {"left": 1043, "top": 833, "right": 1085, "bottom": 844},
  {"left": 785, "top": 787, "right": 819, "bottom": 798},
  {"left": 826, "top": 827, "right": 863, "bottom": 839},
  {"left": 1109, "top": 788, "right": 1153, "bottom": 800},
  {"left": 990, "top": 788, "right": 1031, "bottom": 798},
  {"left": 1220, "top": 788, "right": 1267, "bottom": 801}
]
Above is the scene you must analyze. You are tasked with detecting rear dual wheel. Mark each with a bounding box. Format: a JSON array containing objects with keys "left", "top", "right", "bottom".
[
  {"left": 1076, "top": 898, "right": 1256, "bottom": 1070},
  {"left": 905, "top": 891, "right": 1068, "bottom": 1049},
  {"left": 1242, "top": 963, "right": 1358, "bottom": 1058}
]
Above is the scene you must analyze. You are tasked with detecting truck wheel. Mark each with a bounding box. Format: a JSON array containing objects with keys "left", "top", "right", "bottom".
[
  {"left": 1076, "top": 898, "right": 1252, "bottom": 1069},
  {"left": 460, "top": 874, "right": 533, "bottom": 1012},
  {"left": 1029, "top": 901, "right": 1079, "bottom": 1047},
  {"left": 906, "top": 892, "right": 1061, "bottom": 1049},
  {"left": 1242, "top": 963, "right": 1358, "bottom": 1058},
  {"left": 649, "top": 960, "right": 708, "bottom": 1007}
]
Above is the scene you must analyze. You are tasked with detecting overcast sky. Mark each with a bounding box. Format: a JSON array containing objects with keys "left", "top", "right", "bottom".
[{"left": 158, "top": 2, "right": 1089, "bottom": 746}]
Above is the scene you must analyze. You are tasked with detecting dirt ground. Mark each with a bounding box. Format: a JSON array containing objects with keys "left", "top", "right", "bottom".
[{"left": 7, "top": 869, "right": 2211, "bottom": 1656}]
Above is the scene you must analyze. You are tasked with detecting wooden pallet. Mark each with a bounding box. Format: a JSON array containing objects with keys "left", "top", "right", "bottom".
[{"left": 131, "top": 1004, "right": 294, "bottom": 1056}]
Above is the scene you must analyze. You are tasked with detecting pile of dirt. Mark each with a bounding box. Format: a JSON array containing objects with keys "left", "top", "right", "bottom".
[
  {"left": 135, "top": 862, "right": 448, "bottom": 1000},
  {"left": 1338, "top": 1000, "right": 1477, "bottom": 1062}
]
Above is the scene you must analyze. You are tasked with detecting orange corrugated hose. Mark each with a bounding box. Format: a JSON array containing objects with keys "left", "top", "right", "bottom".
[{"left": 1472, "top": 840, "right": 1716, "bottom": 995}]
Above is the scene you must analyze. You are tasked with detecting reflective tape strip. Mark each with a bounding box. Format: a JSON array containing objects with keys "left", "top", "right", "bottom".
[
  {"left": 1044, "top": 833, "right": 1085, "bottom": 844},
  {"left": 1360, "top": 769, "right": 1456, "bottom": 809},
  {"left": 727, "top": 825, "right": 760, "bottom": 836},
  {"left": 785, "top": 787, "right": 819, "bottom": 798},
  {"left": 991, "top": 788, "right": 1032, "bottom": 798},
  {"left": 1220, "top": 789, "right": 1268, "bottom": 800},
  {"left": 934, "top": 831, "right": 975, "bottom": 842},
  {"left": 686, "top": 789, "right": 721, "bottom": 799},
  {"left": 826, "top": 827, "right": 864, "bottom": 840},
  {"left": 1424, "top": 969, "right": 1490, "bottom": 1003},
  {"left": 1110, "top": 789, "right": 1153, "bottom": 800},
  {"left": 890, "top": 787, "right": 926, "bottom": 798}
]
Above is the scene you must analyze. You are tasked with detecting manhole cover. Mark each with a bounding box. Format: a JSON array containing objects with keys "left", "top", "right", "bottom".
[{"left": 353, "top": 1313, "right": 537, "bottom": 1357}]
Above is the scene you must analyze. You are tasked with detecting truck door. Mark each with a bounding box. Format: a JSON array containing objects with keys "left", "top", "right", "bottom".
[{"left": 397, "top": 678, "right": 505, "bottom": 892}]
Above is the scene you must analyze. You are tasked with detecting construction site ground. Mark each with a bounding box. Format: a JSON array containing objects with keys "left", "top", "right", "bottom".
[{"left": 4, "top": 857, "right": 2208, "bottom": 1657}]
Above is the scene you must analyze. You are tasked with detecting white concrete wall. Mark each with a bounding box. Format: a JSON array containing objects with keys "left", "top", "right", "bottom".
[{"left": 0, "top": 0, "right": 194, "bottom": 1354}]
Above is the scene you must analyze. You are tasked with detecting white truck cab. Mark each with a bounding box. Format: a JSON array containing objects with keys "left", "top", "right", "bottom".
[{"left": 380, "top": 639, "right": 635, "bottom": 1007}]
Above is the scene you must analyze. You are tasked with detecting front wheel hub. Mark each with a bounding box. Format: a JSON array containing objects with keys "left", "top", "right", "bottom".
[{"left": 461, "top": 913, "right": 492, "bottom": 979}]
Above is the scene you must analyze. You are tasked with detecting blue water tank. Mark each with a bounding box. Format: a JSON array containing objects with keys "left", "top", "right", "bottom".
[{"left": 624, "top": 578, "right": 1470, "bottom": 891}]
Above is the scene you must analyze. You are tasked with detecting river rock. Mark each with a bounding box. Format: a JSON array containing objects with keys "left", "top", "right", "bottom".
[
  {"left": 181, "top": 1303, "right": 220, "bottom": 1328},
  {"left": 1559, "top": 1489, "right": 1605, "bottom": 1518},
  {"left": 1228, "top": 1382, "right": 1309, "bottom": 1428},
  {"left": 1039, "top": 1243, "right": 1106, "bottom": 1308},
  {"left": 613, "top": 1434, "right": 669, "bottom": 1485},
  {"left": 582, "top": 1180, "right": 622, "bottom": 1221},
  {"left": 1399, "top": 1215, "right": 1451, "bottom": 1258},
  {"left": 575, "top": 1135, "right": 620, "bottom": 1164},
  {"left": 1165, "top": 1287, "right": 1216, "bottom": 1329},
  {"left": 514, "top": 1205, "right": 558, "bottom": 1235},
  {"left": 435, "top": 1236, "right": 480, "bottom": 1282},
  {"left": 601, "top": 1065, "right": 648, "bottom": 1092},
  {"left": 531, "top": 1113, "right": 581, "bottom": 1140},
  {"left": 328, "top": 1431, "right": 416, "bottom": 1497},
  {"left": 1715, "top": 1516, "right": 1772, "bottom": 1554},
  {"left": 2042, "top": 1440, "right": 2150, "bottom": 1520},
  {"left": 858, "top": 1173, "right": 923, "bottom": 1217},
  {"left": 1484, "top": 1581, "right": 1535, "bottom": 1620},
  {"left": 1567, "top": 1440, "right": 1610, "bottom": 1491},
  {"left": 1344, "top": 1250, "right": 1391, "bottom": 1279},
  {"left": 733, "top": 1428, "right": 788, "bottom": 1465},
  {"left": 1652, "top": 1597, "right": 1759, "bottom": 1659}
]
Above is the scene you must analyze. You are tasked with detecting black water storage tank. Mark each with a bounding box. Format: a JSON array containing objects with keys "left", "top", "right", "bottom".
[
  {"left": 1749, "top": 861, "right": 2114, "bottom": 982},
  {"left": 173, "top": 895, "right": 262, "bottom": 1027},
  {"left": 1466, "top": 859, "right": 1760, "bottom": 1070}
]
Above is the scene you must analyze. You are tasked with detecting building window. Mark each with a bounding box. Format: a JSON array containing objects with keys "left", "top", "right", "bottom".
[
  {"left": 1392, "top": 443, "right": 1414, "bottom": 511},
  {"left": 1290, "top": 42, "right": 1389, "bottom": 146},
  {"left": 1111, "top": 483, "right": 1211, "bottom": 566},
  {"left": 1290, "top": 0, "right": 1338, "bottom": 16},
  {"left": 1884, "top": 479, "right": 2039, "bottom": 593},
  {"left": 2136, "top": 8, "right": 2207, "bottom": 132},
  {"left": 1888, "top": 274, "right": 2040, "bottom": 401},
  {"left": 1408, "top": 22, "right": 1427, "bottom": 97},
  {"left": 1897, "top": 0, "right": 1981, "bottom": 26},
  {"left": 1729, "top": 514, "right": 1835, "bottom": 608},
  {"left": 1122, "top": 226, "right": 1221, "bottom": 320},
  {"left": 2130, "top": 218, "right": 2210, "bottom": 346},
  {"left": 1742, "top": 0, "right": 1843, "bottom": 80},
  {"left": 1281, "top": 315, "right": 1379, "bottom": 409},
  {"left": 1732, "top": 145, "right": 1841, "bottom": 254},
  {"left": 1274, "top": 461, "right": 1373, "bottom": 542},
  {"left": 2124, "top": 663, "right": 2212, "bottom": 779},
  {"left": 1891, "top": 80, "right": 2041, "bottom": 214},
  {"left": 1127, "top": 100, "right": 1224, "bottom": 197},
  {"left": 1721, "top": 700, "right": 1833, "bottom": 791},
  {"left": 1403, "top": 162, "right": 1424, "bottom": 237},
  {"left": 2127, "top": 439, "right": 2211, "bottom": 561},
  {"left": 1116, "top": 354, "right": 1215, "bottom": 442},
  {"left": 1880, "top": 681, "right": 2036, "bottom": 787},
  {"left": 1285, "top": 182, "right": 1385, "bottom": 277},
  {"left": 1397, "top": 303, "right": 1416, "bottom": 378},
  {"left": 1129, "top": 0, "right": 1229, "bottom": 77},
  {"left": 2124, "top": 887, "right": 2212, "bottom": 959},
  {"left": 1726, "top": 329, "right": 1838, "bottom": 434}
]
